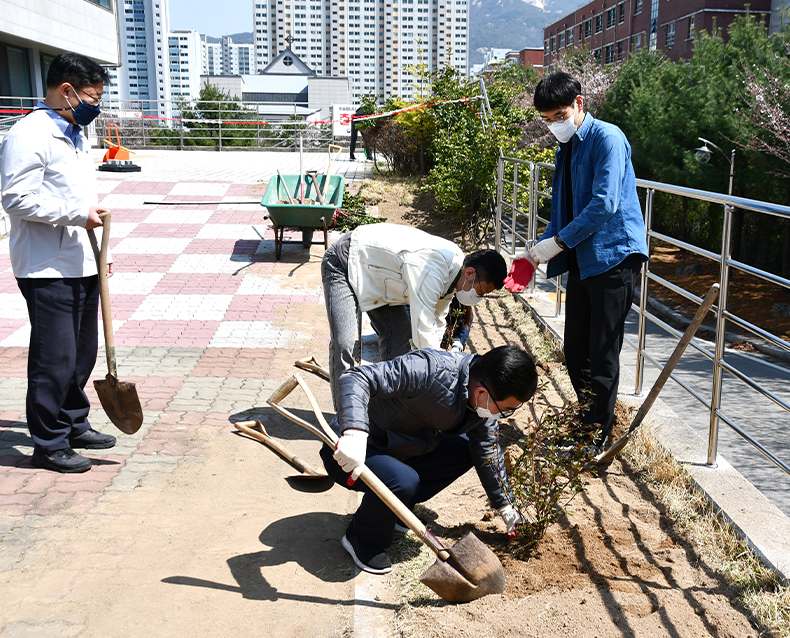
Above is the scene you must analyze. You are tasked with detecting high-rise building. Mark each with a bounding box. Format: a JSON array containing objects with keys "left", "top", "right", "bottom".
[
  {"left": 222, "top": 37, "right": 256, "bottom": 75},
  {"left": 108, "top": 0, "right": 171, "bottom": 120},
  {"left": 253, "top": 0, "right": 469, "bottom": 102},
  {"left": 201, "top": 37, "right": 223, "bottom": 75},
  {"left": 168, "top": 29, "right": 202, "bottom": 101}
]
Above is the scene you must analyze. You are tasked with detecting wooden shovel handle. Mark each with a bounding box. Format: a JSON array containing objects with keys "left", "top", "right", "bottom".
[
  {"left": 234, "top": 420, "right": 326, "bottom": 476},
  {"left": 268, "top": 374, "right": 450, "bottom": 559},
  {"left": 87, "top": 213, "right": 116, "bottom": 378}
]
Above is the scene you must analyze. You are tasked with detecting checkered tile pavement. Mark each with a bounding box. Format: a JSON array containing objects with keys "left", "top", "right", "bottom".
[{"left": 0, "top": 169, "right": 342, "bottom": 517}]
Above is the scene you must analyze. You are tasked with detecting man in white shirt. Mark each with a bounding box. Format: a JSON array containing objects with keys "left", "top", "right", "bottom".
[
  {"left": 321, "top": 223, "right": 507, "bottom": 408},
  {"left": 0, "top": 52, "right": 116, "bottom": 473}
]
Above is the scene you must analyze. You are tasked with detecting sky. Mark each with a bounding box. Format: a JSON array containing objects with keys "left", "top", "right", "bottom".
[{"left": 168, "top": 0, "right": 252, "bottom": 37}]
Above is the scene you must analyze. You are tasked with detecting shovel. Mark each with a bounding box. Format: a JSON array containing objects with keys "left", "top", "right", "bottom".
[
  {"left": 234, "top": 419, "right": 328, "bottom": 479},
  {"left": 87, "top": 214, "right": 144, "bottom": 435},
  {"left": 322, "top": 144, "right": 342, "bottom": 201},
  {"left": 594, "top": 283, "right": 720, "bottom": 466},
  {"left": 267, "top": 374, "right": 506, "bottom": 603},
  {"left": 306, "top": 170, "right": 326, "bottom": 205}
]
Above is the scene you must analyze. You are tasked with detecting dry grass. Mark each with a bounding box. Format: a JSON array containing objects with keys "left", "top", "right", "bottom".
[
  {"left": 623, "top": 425, "right": 790, "bottom": 637},
  {"left": 357, "top": 177, "right": 418, "bottom": 208}
]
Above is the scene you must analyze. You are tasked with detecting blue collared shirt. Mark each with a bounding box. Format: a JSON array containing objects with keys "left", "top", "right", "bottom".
[
  {"left": 542, "top": 113, "right": 648, "bottom": 279},
  {"left": 36, "top": 101, "right": 82, "bottom": 147}
]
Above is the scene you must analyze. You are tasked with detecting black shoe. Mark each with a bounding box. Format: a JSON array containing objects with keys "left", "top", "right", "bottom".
[
  {"left": 31, "top": 447, "right": 92, "bottom": 473},
  {"left": 349, "top": 156, "right": 356, "bottom": 161},
  {"left": 69, "top": 428, "right": 117, "bottom": 450},
  {"left": 341, "top": 526, "right": 392, "bottom": 574}
]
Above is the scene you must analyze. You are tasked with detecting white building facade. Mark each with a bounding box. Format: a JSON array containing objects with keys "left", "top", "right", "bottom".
[
  {"left": 168, "top": 29, "right": 202, "bottom": 101},
  {"left": 253, "top": 0, "right": 469, "bottom": 102},
  {"left": 0, "top": 0, "right": 120, "bottom": 99},
  {"left": 201, "top": 38, "right": 222, "bottom": 75},
  {"left": 221, "top": 37, "right": 256, "bottom": 75},
  {"left": 107, "top": 0, "right": 171, "bottom": 120}
]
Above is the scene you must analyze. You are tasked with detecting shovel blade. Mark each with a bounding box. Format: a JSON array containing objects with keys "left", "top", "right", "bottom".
[
  {"left": 94, "top": 374, "right": 143, "bottom": 435},
  {"left": 418, "top": 532, "right": 505, "bottom": 603}
]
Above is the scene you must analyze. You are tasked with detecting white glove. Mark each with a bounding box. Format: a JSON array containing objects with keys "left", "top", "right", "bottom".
[
  {"left": 529, "top": 237, "right": 563, "bottom": 264},
  {"left": 511, "top": 250, "right": 530, "bottom": 262},
  {"left": 498, "top": 505, "right": 526, "bottom": 536},
  {"left": 451, "top": 339, "right": 464, "bottom": 352},
  {"left": 333, "top": 429, "right": 368, "bottom": 481}
]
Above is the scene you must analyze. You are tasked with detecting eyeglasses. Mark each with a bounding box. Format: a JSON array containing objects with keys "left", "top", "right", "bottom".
[
  {"left": 480, "top": 383, "right": 522, "bottom": 419},
  {"left": 75, "top": 87, "right": 103, "bottom": 107}
]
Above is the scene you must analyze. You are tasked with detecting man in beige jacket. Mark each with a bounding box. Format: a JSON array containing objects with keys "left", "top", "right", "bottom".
[{"left": 321, "top": 222, "right": 507, "bottom": 408}]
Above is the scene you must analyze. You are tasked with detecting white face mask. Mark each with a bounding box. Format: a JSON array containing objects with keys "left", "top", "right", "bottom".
[
  {"left": 474, "top": 392, "right": 501, "bottom": 420},
  {"left": 547, "top": 108, "right": 578, "bottom": 143},
  {"left": 455, "top": 274, "right": 483, "bottom": 307}
]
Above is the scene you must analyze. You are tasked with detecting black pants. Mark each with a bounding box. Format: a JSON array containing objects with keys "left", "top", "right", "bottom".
[
  {"left": 17, "top": 276, "right": 100, "bottom": 452},
  {"left": 349, "top": 125, "right": 363, "bottom": 159},
  {"left": 320, "top": 434, "right": 473, "bottom": 550},
  {"left": 564, "top": 254, "right": 642, "bottom": 441}
]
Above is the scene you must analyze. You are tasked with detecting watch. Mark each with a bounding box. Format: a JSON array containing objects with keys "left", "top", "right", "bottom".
[{"left": 555, "top": 235, "right": 568, "bottom": 250}]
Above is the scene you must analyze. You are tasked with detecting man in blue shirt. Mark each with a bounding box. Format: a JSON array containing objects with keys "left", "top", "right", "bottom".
[
  {"left": 0, "top": 53, "right": 116, "bottom": 473},
  {"left": 522, "top": 72, "right": 648, "bottom": 453}
]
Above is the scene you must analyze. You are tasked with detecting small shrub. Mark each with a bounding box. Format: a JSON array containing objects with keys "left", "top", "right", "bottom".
[
  {"left": 495, "top": 392, "right": 599, "bottom": 545},
  {"left": 331, "top": 186, "right": 386, "bottom": 233}
]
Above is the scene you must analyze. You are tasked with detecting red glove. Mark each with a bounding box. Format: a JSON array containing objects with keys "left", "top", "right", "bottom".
[{"left": 503, "top": 256, "right": 536, "bottom": 293}]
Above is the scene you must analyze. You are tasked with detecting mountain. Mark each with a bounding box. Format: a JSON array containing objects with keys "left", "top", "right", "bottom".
[
  {"left": 202, "top": 32, "right": 254, "bottom": 44},
  {"left": 469, "top": 0, "right": 585, "bottom": 65}
]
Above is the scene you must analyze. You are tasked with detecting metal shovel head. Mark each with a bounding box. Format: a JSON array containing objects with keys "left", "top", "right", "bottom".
[
  {"left": 418, "top": 531, "right": 505, "bottom": 603},
  {"left": 94, "top": 373, "right": 144, "bottom": 434}
]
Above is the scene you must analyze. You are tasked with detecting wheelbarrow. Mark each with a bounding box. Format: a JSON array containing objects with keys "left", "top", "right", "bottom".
[{"left": 261, "top": 173, "right": 345, "bottom": 259}]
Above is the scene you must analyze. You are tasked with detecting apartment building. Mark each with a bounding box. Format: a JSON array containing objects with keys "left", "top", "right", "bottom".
[
  {"left": 543, "top": 0, "right": 772, "bottom": 68},
  {"left": 169, "top": 29, "right": 202, "bottom": 101},
  {"left": 253, "top": 0, "right": 469, "bottom": 102},
  {"left": 107, "top": 0, "right": 172, "bottom": 119},
  {"left": 221, "top": 37, "right": 256, "bottom": 75},
  {"left": 201, "top": 37, "right": 222, "bottom": 75},
  {"left": 0, "top": 0, "right": 120, "bottom": 99}
]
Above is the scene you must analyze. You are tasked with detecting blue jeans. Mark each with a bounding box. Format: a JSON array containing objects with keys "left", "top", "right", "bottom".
[
  {"left": 320, "top": 434, "right": 473, "bottom": 550},
  {"left": 321, "top": 244, "right": 412, "bottom": 409},
  {"left": 17, "top": 276, "right": 99, "bottom": 452}
]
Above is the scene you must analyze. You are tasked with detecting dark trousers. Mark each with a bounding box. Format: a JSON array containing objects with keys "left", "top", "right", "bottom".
[
  {"left": 349, "top": 124, "right": 361, "bottom": 158},
  {"left": 17, "top": 276, "right": 100, "bottom": 452},
  {"left": 320, "top": 434, "right": 473, "bottom": 550},
  {"left": 563, "top": 254, "right": 641, "bottom": 441}
]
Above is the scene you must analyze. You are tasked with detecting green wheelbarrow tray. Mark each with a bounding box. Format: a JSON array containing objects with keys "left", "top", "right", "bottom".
[{"left": 261, "top": 174, "right": 346, "bottom": 259}]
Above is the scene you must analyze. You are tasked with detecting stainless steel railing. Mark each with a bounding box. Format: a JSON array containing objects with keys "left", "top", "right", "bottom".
[
  {"left": 494, "top": 151, "right": 790, "bottom": 474},
  {"left": 0, "top": 96, "right": 340, "bottom": 150}
]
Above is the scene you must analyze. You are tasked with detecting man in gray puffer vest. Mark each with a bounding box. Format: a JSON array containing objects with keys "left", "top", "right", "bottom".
[{"left": 319, "top": 345, "right": 538, "bottom": 574}]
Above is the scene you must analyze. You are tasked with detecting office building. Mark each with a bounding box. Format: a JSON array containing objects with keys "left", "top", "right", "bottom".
[
  {"left": 253, "top": 0, "right": 469, "bottom": 102},
  {"left": 108, "top": 0, "right": 172, "bottom": 120},
  {"left": 169, "top": 29, "right": 202, "bottom": 101},
  {"left": 0, "top": 0, "right": 120, "bottom": 99},
  {"left": 542, "top": 0, "right": 771, "bottom": 68}
]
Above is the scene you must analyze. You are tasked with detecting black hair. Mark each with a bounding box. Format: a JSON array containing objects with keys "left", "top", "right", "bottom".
[
  {"left": 46, "top": 53, "right": 110, "bottom": 90},
  {"left": 463, "top": 249, "right": 507, "bottom": 289},
  {"left": 469, "top": 345, "right": 538, "bottom": 403},
  {"left": 533, "top": 72, "right": 582, "bottom": 112}
]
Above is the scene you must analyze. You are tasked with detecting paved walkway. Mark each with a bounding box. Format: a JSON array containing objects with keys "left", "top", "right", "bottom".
[{"left": 0, "top": 150, "right": 377, "bottom": 636}]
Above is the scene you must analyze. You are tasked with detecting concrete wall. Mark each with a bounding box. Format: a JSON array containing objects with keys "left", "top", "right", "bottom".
[
  {"left": 308, "top": 76, "right": 349, "bottom": 117},
  {"left": 1, "top": 0, "right": 120, "bottom": 66}
]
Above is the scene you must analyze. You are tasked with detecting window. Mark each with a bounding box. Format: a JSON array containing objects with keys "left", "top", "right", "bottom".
[
  {"left": 617, "top": 40, "right": 623, "bottom": 60},
  {"left": 567, "top": 28, "right": 573, "bottom": 45},
  {"left": 635, "top": 0, "right": 642, "bottom": 14},
  {"left": 619, "top": 3, "right": 625, "bottom": 23},
  {"left": 559, "top": 32, "right": 564, "bottom": 48},
  {"left": 607, "top": 8, "right": 615, "bottom": 28},
  {"left": 689, "top": 15, "right": 695, "bottom": 40},
  {"left": 605, "top": 43, "right": 614, "bottom": 64},
  {"left": 634, "top": 33, "right": 642, "bottom": 52},
  {"left": 585, "top": 19, "right": 592, "bottom": 38},
  {"left": 666, "top": 22, "right": 675, "bottom": 46},
  {"left": 595, "top": 15, "right": 603, "bottom": 33},
  {"left": 544, "top": 39, "right": 549, "bottom": 54},
  {"left": 551, "top": 36, "right": 556, "bottom": 52}
]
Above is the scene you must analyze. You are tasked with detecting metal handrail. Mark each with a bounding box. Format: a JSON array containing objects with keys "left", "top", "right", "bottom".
[{"left": 495, "top": 154, "right": 790, "bottom": 476}]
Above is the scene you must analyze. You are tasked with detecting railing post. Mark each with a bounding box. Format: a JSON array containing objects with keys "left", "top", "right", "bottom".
[
  {"left": 511, "top": 163, "right": 518, "bottom": 256},
  {"left": 217, "top": 101, "right": 222, "bottom": 151},
  {"left": 495, "top": 151, "right": 504, "bottom": 251},
  {"left": 708, "top": 203, "right": 733, "bottom": 468},
  {"left": 529, "top": 163, "right": 537, "bottom": 294},
  {"left": 179, "top": 112, "right": 184, "bottom": 150},
  {"left": 634, "top": 188, "right": 654, "bottom": 396}
]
